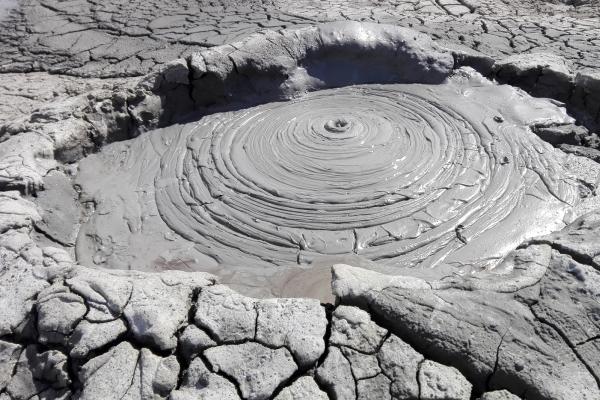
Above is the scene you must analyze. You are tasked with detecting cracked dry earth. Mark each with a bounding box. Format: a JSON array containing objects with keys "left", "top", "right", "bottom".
[{"left": 2, "top": 2, "right": 600, "bottom": 400}]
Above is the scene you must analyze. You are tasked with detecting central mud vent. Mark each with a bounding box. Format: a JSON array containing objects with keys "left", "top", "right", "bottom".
[{"left": 75, "top": 22, "right": 592, "bottom": 299}]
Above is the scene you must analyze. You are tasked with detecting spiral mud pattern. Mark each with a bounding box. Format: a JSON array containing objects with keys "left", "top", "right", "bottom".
[{"left": 153, "top": 80, "right": 579, "bottom": 271}]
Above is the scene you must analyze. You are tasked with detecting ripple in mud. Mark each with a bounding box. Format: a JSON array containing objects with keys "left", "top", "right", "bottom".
[
  {"left": 156, "top": 83, "right": 577, "bottom": 266},
  {"left": 76, "top": 74, "right": 584, "bottom": 296}
]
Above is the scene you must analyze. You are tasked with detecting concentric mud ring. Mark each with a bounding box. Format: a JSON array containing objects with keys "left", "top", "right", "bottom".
[{"left": 155, "top": 83, "right": 577, "bottom": 268}]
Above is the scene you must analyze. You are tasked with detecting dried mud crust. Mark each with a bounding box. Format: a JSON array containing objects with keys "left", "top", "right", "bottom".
[
  {"left": 0, "top": 73, "right": 127, "bottom": 127},
  {"left": 1, "top": 190, "right": 600, "bottom": 399},
  {"left": 0, "top": 0, "right": 599, "bottom": 77},
  {"left": 1, "top": 12, "right": 600, "bottom": 400}
]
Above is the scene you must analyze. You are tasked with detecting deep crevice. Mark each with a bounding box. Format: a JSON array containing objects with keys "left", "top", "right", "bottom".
[
  {"left": 484, "top": 327, "right": 510, "bottom": 395},
  {"left": 313, "top": 303, "right": 335, "bottom": 400},
  {"left": 173, "top": 285, "right": 205, "bottom": 391}
]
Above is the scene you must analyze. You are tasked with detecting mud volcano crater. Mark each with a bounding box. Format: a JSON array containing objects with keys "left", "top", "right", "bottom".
[
  {"left": 3, "top": 20, "right": 600, "bottom": 400},
  {"left": 72, "top": 22, "right": 598, "bottom": 299}
]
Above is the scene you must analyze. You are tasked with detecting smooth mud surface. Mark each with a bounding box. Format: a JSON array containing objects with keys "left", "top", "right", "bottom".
[{"left": 76, "top": 72, "right": 590, "bottom": 298}]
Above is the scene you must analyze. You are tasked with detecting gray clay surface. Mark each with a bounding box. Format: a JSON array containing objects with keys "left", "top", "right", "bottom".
[
  {"left": 1, "top": 0, "right": 599, "bottom": 78},
  {"left": 1, "top": 2, "right": 600, "bottom": 400},
  {"left": 74, "top": 73, "right": 598, "bottom": 297}
]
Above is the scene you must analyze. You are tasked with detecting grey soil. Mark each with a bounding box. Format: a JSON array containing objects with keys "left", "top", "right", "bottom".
[{"left": 1, "top": 2, "right": 600, "bottom": 400}]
